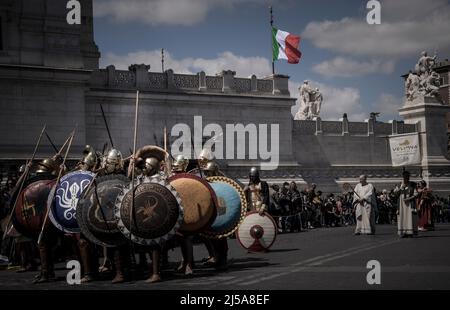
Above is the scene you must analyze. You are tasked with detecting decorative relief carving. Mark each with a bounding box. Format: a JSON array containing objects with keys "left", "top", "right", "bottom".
[
  {"left": 148, "top": 73, "right": 167, "bottom": 89},
  {"left": 173, "top": 74, "right": 199, "bottom": 89},
  {"left": 257, "top": 80, "right": 273, "bottom": 93},
  {"left": 322, "top": 121, "right": 342, "bottom": 133},
  {"left": 206, "top": 76, "right": 222, "bottom": 90},
  {"left": 233, "top": 78, "right": 251, "bottom": 93},
  {"left": 374, "top": 123, "right": 392, "bottom": 135},
  {"left": 113, "top": 71, "right": 135, "bottom": 88},
  {"left": 348, "top": 122, "right": 367, "bottom": 134}
]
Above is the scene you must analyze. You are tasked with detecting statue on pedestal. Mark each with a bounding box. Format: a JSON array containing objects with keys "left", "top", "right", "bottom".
[
  {"left": 405, "top": 50, "right": 442, "bottom": 105},
  {"left": 415, "top": 51, "right": 437, "bottom": 78},
  {"left": 311, "top": 87, "right": 323, "bottom": 118},
  {"left": 294, "top": 81, "right": 323, "bottom": 120},
  {"left": 405, "top": 70, "right": 420, "bottom": 102}
]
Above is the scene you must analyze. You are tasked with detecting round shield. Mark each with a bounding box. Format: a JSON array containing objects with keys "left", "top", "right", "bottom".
[
  {"left": 168, "top": 173, "right": 217, "bottom": 234},
  {"left": 200, "top": 176, "right": 247, "bottom": 239},
  {"left": 115, "top": 174, "right": 184, "bottom": 246},
  {"left": 11, "top": 175, "right": 56, "bottom": 238},
  {"left": 77, "top": 174, "right": 129, "bottom": 247},
  {"left": 237, "top": 211, "right": 277, "bottom": 252},
  {"left": 48, "top": 170, "right": 95, "bottom": 234}
]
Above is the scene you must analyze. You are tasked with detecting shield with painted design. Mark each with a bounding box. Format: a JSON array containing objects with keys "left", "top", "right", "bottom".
[
  {"left": 11, "top": 175, "right": 56, "bottom": 238},
  {"left": 48, "top": 170, "right": 95, "bottom": 234},
  {"left": 168, "top": 173, "right": 217, "bottom": 234},
  {"left": 115, "top": 174, "right": 184, "bottom": 246},
  {"left": 76, "top": 174, "right": 129, "bottom": 247},
  {"left": 236, "top": 211, "right": 277, "bottom": 252},
  {"left": 200, "top": 176, "right": 247, "bottom": 239}
]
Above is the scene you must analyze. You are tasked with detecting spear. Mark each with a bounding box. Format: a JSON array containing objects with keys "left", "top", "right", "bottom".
[
  {"left": 100, "top": 103, "right": 114, "bottom": 148},
  {"left": 164, "top": 127, "right": 171, "bottom": 176},
  {"left": 37, "top": 129, "right": 76, "bottom": 245},
  {"left": 44, "top": 131, "right": 59, "bottom": 154},
  {"left": 130, "top": 90, "right": 140, "bottom": 236},
  {"left": 2, "top": 125, "right": 46, "bottom": 241}
]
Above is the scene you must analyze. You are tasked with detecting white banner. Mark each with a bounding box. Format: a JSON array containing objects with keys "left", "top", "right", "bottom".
[{"left": 389, "top": 133, "right": 421, "bottom": 167}]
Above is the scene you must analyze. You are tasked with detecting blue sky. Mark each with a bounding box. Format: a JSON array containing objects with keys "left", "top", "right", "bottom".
[{"left": 92, "top": 0, "right": 450, "bottom": 121}]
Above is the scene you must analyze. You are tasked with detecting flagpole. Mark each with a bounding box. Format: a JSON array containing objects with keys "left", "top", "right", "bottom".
[
  {"left": 161, "top": 48, "right": 165, "bottom": 73},
  {"left": 270, "top": 6, "right": 275, "bottom": 75}
]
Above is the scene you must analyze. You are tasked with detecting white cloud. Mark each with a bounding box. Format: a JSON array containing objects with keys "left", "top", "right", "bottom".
[
  {"left": 289, "top": 80, "right": 366, "bottom": 121},
  {"left": 94, "top": 0, "right": 260, "bottom": 26},
  {"left": 372, "top": 93, "right": 404, "bottom": 120},
  {"left": 101, "top": 49, "right": 272, "bottom": 78},
  {"left": 312, "top": 57, "right": 395, "bottom": 77},
  {"left": 302, "top": 0, "right": 450, "bottom": 59}
]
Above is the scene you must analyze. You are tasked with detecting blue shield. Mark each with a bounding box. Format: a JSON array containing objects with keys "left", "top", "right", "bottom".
[
  {"left": 201, "top": 176, "right": 247, "bottom": 238},
  {"left": 48, "top": 170, "right": 95, "bottom": 233}
]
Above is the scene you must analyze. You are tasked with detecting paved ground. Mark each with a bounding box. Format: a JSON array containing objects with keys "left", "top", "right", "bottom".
[{"left": 1, "top": 224, "right": 450, "bottom": 290}]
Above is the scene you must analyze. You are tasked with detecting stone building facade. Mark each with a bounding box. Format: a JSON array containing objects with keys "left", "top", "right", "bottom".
[{"left": 1, "top": 0, "right": 450, "bottom": 195}]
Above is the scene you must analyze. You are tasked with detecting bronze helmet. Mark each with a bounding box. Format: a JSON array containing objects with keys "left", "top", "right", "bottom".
[
  {"left": 35, "top": 158, "right": 59, "bottom": 175},
  {"left": 142, "top": 157, "right": 161, "bottom": 176},
  {"left": 198, "top": 148, "right": 214, "bottom": 169},
  {"left": 80, "top": 145, "right": 97, "bottom": 171},
  {"left": 102, "top": 148, "right": 123, "bottom": 174},
  {"left": 204, "top": 161, "right": 220, "bottom": 177},
  {"left": 172, "top": 155, "right": 189, "bottom": 173}
]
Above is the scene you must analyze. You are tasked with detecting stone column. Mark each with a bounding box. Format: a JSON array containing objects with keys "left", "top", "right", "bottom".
[
  {"left": 198, "top": 71, "right": 206, "bottom": 92},
  {"left": 367, "top": 118, "right": 374, "bottom": 136},
  {"left": 129, "top": 64, "right": 150, "bottom": 90},
  {"left": 106, "top": 65, "right": 116, "bottom": 87},
  {"left": 315, "top": 117, "right": 322, "bottom": 135},
  {"left": 389, "top": 119, "right": 398, "bottom": 135},
  {"left": 399, "top": 97, "right": 450, "bottom": 189},
  {"left": 250, "top": 75, "right": 257, "bottom": 92},
  {"left": 272, "top": 74, "right": 290, "bottom": 95},
  {"left": 165, "top": 69, "right": 175, "bottom": 89},
  {"left": 340, "top": 114, "right": 349, "bottom": 135},
  {"left": 219, "top": 70, "right": 236, "bottom": 93}
]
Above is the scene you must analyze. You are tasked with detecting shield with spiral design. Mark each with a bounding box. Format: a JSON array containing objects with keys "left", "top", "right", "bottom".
[
  {"left": 115, "top": 175, "right": 184, "bottom": 246},
  {"left": 76, "top": 174, "right": 129, "bottom": 247},
  {"left": 236, "top": 211, "right": 277, "bottom": 252},
  {"left": 48, "top": 170, "right": 95, "bottom": 234}
]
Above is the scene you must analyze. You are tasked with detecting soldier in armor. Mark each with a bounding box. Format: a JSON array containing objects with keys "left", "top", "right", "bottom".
[
  {"left": 244, "top": 167, "right": 270, "bottom": 215},
  {"left": 189, "top": 151, "right": 228, "bottom": 270},
  {"left": 125, "top": 146, "right": 168, "bottom": 283},
  {"left": 75, "top": 145, "right": 100, "bottom": 283},
  {"left": 170, "top": 155, "right": 196, "bottom": 276},
  {"left": 77, "top": 145, "right": 99, "bottom": 172},
  {"left": 35, "top": 155, "right": 64, "bottom": 176},
  {"left": 33, "top": 155, "right": 64, "bottom": 284},
  {"left": 172, "top": 154, "right": 189, "bottom": 174},
  {"left": 101, "top": 148, "right": 124, "bottom": 175},
  {"left": 96, "top": 148, "right": 132, "bottom": 284}
]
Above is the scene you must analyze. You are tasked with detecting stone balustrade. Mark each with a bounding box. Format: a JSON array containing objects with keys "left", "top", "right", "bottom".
[
  {"left": 293, "top": 115, "right": 417, "bottom": 136},
  {"left": 90, "top": 64, "right": 290, "bottom": 96}
]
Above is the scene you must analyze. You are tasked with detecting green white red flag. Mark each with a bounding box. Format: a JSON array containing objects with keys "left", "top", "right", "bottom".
[{"left": 272, "top": 27, "right": 302, "bottom": 64}]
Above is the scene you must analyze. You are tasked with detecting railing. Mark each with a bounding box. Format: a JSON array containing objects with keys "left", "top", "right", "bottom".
[
  {"left": 293, "top": 117, "right": 417, "bottom": 136},
  {"left": 89, "top": 64, "right": 291, "bottom": 96}
]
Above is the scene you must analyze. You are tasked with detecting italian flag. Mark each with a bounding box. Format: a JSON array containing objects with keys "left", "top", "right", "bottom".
[{"left": 272, "top": 27, "right": 302, "bottom": 64}]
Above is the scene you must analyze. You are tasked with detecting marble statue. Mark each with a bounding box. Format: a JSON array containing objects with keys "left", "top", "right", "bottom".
[
  {"left": 405, "top": 50, "right": 442, "bottom": 105},
  {"left": 295, "top": 81, "right": 323, "bottom": 120}
]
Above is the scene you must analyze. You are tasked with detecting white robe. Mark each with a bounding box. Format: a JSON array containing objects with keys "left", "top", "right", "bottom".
[
  {"left": 396, "top": 184, "right": 418, "bottom": 236},
  {"left": 353, "top": 183, "right": 375, "bottom": 234}
]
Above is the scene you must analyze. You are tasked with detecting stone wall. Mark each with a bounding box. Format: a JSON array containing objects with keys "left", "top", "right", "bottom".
[
  {"left": 0, "top": 64, "right": 91, "bottom": 159},
  {"left": 292, "top": 117, "right": 417, "bottom": 166},
  {"left": 86, "top": 64, "right": 295, "bottom": 168}
]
